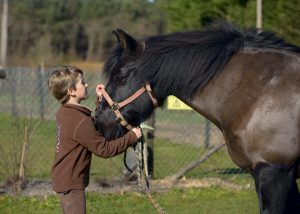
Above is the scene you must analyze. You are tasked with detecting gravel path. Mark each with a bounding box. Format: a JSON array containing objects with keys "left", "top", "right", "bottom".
[{"left": 0, "top": 178, "right": 251, "bottom": 197}]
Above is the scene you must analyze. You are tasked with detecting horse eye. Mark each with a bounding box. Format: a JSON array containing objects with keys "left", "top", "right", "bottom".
[{"left": 116, "top": 76, "right": 127, "bottom": 85}]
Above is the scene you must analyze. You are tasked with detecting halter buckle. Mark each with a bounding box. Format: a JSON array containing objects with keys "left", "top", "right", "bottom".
[
  {"left": 111, "top": 102, "right": 120, "bottom": 111},
  {"left": 116, "top": 116, "right": 123, "bottom": 122}
]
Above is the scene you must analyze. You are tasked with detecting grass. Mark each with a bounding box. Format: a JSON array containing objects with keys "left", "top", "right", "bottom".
[
  {"left": 0, "top": 111, "right": 243, "bottom": 183},
  {"left": 0, "top": 187, "right": 258, "bottom": 214}
]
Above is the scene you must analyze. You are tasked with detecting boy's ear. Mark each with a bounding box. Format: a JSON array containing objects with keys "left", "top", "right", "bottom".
[{"left": 67, "top": 88, "right": 76, "bottom": 97}]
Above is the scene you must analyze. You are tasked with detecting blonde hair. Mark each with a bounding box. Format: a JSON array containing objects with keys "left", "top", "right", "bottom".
[{"left": 48, "top": 66, "right": 83, "bottom": 104}]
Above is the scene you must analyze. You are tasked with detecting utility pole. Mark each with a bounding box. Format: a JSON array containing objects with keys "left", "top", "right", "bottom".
[
  {"left": 1, "top": 0, "right": 8, "bottom": 67},
  {"left": 256, "top": 0, "right": 263, "bottom": 29}
]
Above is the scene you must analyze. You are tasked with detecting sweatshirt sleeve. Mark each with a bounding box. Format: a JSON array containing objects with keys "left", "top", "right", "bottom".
[{"left": 74, "top": 118, "right": 138, "bottom": 158}]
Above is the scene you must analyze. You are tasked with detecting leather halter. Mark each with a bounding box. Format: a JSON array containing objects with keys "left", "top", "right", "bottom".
[{"left": 99, "top": 83, "right": 157, "bottom": 130}]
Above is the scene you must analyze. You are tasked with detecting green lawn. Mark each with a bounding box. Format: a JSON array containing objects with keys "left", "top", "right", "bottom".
[
  {"left": 0, "top": 112, "right": 244, "bottom": 183},
  {"left": 0, "top": 187, "right": 258, "bottom": 214}
]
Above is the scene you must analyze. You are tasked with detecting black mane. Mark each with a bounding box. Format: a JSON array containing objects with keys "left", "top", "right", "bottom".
[{"left": 105, "top": 21, "right": 300, "bottom": 102}]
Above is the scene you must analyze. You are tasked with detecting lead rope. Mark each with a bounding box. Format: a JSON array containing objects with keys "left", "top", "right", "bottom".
[{"left": 135, "top": 133, "right": 165, "bottom": 214}]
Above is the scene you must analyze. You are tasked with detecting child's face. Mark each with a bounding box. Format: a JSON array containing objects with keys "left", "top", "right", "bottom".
[{"left": 73, "top": 74, "right": 88, "bottom": 102}]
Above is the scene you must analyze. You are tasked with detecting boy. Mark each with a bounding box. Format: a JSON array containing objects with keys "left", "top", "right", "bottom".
[{"left": 47, "top": 66, "right": 141, "bottom": 214}]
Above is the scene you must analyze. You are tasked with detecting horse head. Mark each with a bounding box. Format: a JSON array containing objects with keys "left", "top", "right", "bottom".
[{"left": 95, "top": 29, "right": 161, "bottom": 140}]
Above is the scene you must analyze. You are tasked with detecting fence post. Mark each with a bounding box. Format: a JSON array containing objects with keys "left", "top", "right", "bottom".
[
  {"left": 38, "top": 63, "right": 45, "bottom": 119},
  {"left": 146, "top": 112, "right": 155, "bottom": 178},
  {"left": 0, "top": 68, "right": 5, "bottom": 79},
  {"left": 11, "top": 69, "right": 17, "bottom": 116},
  {"left": 204, "top": 119, "right": 211, "bottom": 149},
  {"left": 0, "top": 68, "right": 5, "bottom": 97}
]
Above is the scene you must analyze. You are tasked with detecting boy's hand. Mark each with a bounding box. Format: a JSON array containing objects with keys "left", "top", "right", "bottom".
[
  {"left": 132, "top": 127, "right": 142, "bottom": 139},
  {"left": 96, "top": 84, "right": 105, "bottom": 101}
]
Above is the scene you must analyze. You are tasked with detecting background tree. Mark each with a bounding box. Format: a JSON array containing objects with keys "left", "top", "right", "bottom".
[
  {"left": 3, "top": 0, "right": 300, "bottom": 67},
  {"left": 6, "top": 0, "right": 162, "bottom": 66},
  {"left": 160, "top": 0, "right": 300, "bottom": 45}
]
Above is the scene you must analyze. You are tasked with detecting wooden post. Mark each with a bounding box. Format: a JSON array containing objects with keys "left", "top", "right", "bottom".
[
  {"left": 256, "top": 0, "right": 263, "bottom": 29},
  {"left": 0, "top": 68, "right": 5, "bottom": 79},
  {"left": 146, "top": 112, "right": 155, "bottom": 178},
  {"left": 204, "top": 120, "right": 211, "bottom": 149},
  {"left": 38, "top": 62, "right": 45, "bottom": 119},
  {"left": 18, "top": 126, "right": 28, "bottom": 192},
  {"left": 0, "top": 0, "right": 8, "bottom": 100},
  {"left": 1, "top": 0, "right": 8, "bottom": 67},
  {"left": 11, "top": 77, "right": 17, "bottom": 116}
]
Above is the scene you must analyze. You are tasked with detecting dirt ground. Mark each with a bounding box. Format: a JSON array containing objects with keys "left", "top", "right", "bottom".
[{"left": 0, "top": 177, "right": 251, "bottom": 197}]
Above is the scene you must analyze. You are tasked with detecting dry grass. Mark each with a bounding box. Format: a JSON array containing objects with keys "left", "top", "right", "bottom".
[{"left": 8, "top": 58, "right": 104, "bottom": 73}]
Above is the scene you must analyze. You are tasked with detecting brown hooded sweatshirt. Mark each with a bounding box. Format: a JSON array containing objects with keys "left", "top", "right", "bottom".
[{"left": 51, "top": 103, "right": 137, "bottom": 193}]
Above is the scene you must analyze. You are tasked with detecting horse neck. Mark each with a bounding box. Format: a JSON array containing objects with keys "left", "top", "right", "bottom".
[
  {"left": 175, "top": 50, "right": 299, "bottom": 131},
  {"left": 173, "top": 52, "right": 253, "bottom": 130}
]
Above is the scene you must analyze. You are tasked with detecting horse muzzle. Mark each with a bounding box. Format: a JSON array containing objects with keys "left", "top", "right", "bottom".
[{"left": 99, "top": 83, "right": 157, "bottom": 130}]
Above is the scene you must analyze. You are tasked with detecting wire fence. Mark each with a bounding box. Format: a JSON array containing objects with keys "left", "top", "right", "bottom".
[{"left": 0, "top": 67, "right": 251, "bottom": 185}]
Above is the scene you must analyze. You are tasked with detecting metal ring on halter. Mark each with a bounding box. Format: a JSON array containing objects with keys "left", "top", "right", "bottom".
[{"left": 111, "top": 102, "right": 120, "bottom": 111}]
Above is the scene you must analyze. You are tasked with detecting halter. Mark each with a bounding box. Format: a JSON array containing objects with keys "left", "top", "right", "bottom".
[{"left": 99, "top": 83, "right": 157, "bottom": 130}]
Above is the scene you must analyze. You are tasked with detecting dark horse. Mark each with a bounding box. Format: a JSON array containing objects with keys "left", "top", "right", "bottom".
[{"left": 95, "top": 21, "right": 300, "bottom": 213}]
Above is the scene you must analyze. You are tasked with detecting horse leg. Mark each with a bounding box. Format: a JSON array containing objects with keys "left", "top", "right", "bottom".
[{"left": 252, "top": 162, "right": 300, "bottom": 214}]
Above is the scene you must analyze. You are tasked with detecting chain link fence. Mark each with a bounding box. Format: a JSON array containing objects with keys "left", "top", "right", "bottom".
[{"left": 0, "top": 67, "right": 251, "bottom": 185}]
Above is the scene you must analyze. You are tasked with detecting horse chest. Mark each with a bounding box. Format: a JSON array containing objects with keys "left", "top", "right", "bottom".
[{"left": 223, "top": 97, "right": 300, "bottom": 170}]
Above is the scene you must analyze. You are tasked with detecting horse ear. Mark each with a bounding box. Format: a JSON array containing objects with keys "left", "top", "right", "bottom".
[{"left": 113, "top": 29, "right": 144, "bottom": 55}]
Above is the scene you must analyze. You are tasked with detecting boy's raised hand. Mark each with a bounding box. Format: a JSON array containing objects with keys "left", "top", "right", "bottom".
[
  {"left": 132, "top": 127, "right": 142, "bottom": 139},
  {"left": 95, "top": 84, "right": 142, "bottom": 139},
  {"left": 96, "top": 84, "right": 105, "bottom": 101}
]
